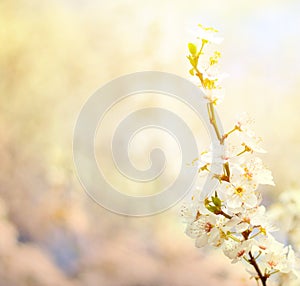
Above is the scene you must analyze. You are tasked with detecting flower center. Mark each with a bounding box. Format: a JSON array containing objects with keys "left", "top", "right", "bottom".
[
  {"left": 237, "top": 250, "right": 245, "bottom": 258},
  {"left": 204, "top": 222, "right": 213, "bottom": 233},
  {"left": 235, "top": 186, "right": 245, "bottom": 196},
  {"left": 267, "top": 260, "right": 278, "bottom": 268},
  {"left": 243, "top": 167, "right": 253, "bottom": 180}
]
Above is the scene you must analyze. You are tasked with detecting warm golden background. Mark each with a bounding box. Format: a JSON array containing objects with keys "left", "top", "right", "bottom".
[{"left": 1, "top": 0, "right": 300, "bottom": 285}]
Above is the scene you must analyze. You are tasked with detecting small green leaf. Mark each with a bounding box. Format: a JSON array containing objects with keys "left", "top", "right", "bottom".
[
  {"left": 188, "top": 43, "right": 197, "bottom": 55},
  {"left": 212, "top": 196, "right": 222, "bottom": 208},
  {"left": 206, "top": 205, "right": 218, "bottom": 213}
]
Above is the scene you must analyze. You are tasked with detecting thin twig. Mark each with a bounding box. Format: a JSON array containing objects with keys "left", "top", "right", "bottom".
[{"left": 249, "top": 252, "right": 267, "bottom": 286}]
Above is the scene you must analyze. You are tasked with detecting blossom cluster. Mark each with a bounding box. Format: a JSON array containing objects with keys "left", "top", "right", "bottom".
[{"left": 182, "top": 24, "right": 299, "bottom": 286}]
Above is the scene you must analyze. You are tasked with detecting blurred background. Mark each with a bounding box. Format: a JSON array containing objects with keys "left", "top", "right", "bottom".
[{"left": 1, "top": 0, "right": 300, "bottom": 285}]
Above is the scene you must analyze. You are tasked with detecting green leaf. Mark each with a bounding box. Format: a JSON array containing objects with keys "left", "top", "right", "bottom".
[
  {"left": 206, "top": 205, "right": 218, "bottom": 213},
  {"left": 188, "top": 43, "right": 197, "bottom": 55},
  {"left": 212, "top": 196, "right": 222, "bottom": 208}
]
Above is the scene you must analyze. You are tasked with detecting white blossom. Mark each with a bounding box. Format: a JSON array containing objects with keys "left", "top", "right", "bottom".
[
  {"left": 184, "top": 212, "right": 240, "bottom": 248},
  {"left": 231, "top": 157, "right": 275, "bottom": 187},
  {"left": 222, "top": 239, "right": 253, "bottom": 263},
  {"left": 234, "top": 113, "right": 266, "bottom": 153}
]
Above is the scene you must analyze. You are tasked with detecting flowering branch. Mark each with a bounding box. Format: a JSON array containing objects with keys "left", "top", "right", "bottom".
[{"left": 181, "top": 24, "right": 299, "bottom": 286}]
